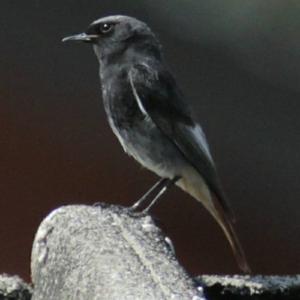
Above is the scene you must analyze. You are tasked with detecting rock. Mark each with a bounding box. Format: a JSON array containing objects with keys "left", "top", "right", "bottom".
[
  {"left": 31, "top": 204, "right": 202, "bottom": 300},
  {"left": 0, "top": 274, "right": 32, "bottom": 300},
  {"left": 196, "top": 274, "right": 300, "bottom": 299}
]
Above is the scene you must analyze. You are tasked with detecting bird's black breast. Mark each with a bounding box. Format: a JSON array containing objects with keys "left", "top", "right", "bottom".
[{"left": 101, "top": 66, "right": 144, "bottom": 130}]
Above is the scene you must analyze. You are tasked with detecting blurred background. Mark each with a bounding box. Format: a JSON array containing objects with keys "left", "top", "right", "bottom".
[{"left": 0, "top": 1, "right": 300, "bottom": 281}]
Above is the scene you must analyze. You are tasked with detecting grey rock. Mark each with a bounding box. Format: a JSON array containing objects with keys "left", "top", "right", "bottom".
[
  {"left": 196, "top": 274, "right": 300, "bottom": 299},
  {"left": 0, "top": 274, "right": 32, "bottom": 300},
  {"left": 31, "top": 204, "right": 202, "bottom": 300}
]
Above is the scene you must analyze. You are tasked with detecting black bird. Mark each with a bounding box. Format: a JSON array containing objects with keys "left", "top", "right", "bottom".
[{"left": 63, "top": 15, "right": 251, "bottom": 273}]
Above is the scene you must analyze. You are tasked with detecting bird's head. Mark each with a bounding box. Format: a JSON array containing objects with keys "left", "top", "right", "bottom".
[{"left": 62, "top": 15, "right": 161, "bottom": 64}]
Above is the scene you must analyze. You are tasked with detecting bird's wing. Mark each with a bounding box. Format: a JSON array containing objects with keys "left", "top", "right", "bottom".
[{"left": 128, "top": 63, "right": 233, "bottom": 220}]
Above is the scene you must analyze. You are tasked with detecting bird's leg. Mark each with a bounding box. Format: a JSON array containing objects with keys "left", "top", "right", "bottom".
[
  {"left": 142, "top": 176, "right": 181, "bottom": 213},
  {"left": 130, "top": 178, "right": 169, "bottom": 211}
]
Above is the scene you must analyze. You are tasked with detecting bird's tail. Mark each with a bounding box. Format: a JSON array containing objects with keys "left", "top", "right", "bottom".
[
  {"left": 209, "top": 198, "right": 251, "bottom": 274},
  {"left": 177, "top": 168, "right": 251, "bottom": 274}
]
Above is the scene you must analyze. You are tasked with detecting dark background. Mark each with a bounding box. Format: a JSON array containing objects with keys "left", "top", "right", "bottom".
[{"left": 1, "top": 1, "right": 300, "bottom": 281}]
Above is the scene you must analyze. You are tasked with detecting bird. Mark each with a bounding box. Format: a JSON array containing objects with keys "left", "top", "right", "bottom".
[{"left": 62, "top": 15, "right": 251, "bottom": 273}]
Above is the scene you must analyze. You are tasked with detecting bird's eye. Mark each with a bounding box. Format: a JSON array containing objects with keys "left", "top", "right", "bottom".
[{"left": 98, "top": 23, "right": 114, "bottom": 34}]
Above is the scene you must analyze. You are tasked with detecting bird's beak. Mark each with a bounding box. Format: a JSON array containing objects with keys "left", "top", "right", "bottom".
[{"left": 62, "top": 32, "right": 98, "bottom": 43}]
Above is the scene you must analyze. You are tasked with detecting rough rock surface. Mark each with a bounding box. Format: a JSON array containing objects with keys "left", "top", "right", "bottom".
[
  {"left": 196, "top": 275, "right": 300, "bottom": 299},
  {"left": 31, "top": 204, "right": 202, "bottom": 300},
  {"left": 0, "top": 274, "right": 32, "bottom": 300}
]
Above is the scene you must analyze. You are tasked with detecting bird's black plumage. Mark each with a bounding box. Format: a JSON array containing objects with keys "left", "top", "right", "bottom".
[
  {"left": 62, "top": 15, "right": 250, "bottom": 273},
  {"left": 128, "top": 63, "right": 234, "bottom": 219}
]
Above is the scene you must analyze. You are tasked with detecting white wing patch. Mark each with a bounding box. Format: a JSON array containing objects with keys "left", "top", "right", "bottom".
[
  {"left": 189, "top": 124, "right": 214, "bottom": 164},
  {"left": 129, "top": 71, "right": 150, "bottom": 118}
]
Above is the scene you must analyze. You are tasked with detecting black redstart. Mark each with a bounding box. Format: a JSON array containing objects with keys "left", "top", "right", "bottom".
[{"left": 63, "top": 15, "right": 251, "bottom": 273}]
